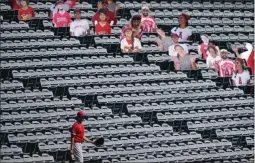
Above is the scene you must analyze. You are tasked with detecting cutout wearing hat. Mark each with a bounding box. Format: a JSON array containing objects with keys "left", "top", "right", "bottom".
[
  {"left": 76, "top": 111, "right": 85, "bottom": 117},
  {"left": 141, "top": 6, "right": 157, "bottom": 32},
  {"left": 141, "top": 6, "right": 150, "bottom": 10},
  {"left": 170, "top": 13, "right": 192, "bottom": 42},
  {"left": 70, "top": 111, "right": 95, "bottom": 163},
  {"left": 179, "top": 13, "right": 190, "bottom": 21},
  {"left": 121, "top": 25, "right": 142, "bottom": 53},
  {"left": 215, "top": 49, "right": 235, "bottom": 77}
]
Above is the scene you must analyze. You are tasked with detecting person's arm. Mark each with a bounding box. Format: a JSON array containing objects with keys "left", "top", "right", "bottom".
[
  {"left": 246, "top": 71, "right": 251, "bottom": 85},
  {"left": 190, "top": 56, "right": 197, "bottom": 70},
  {"left": 107, "top": 24, "right": 111, "bottom": 34},
  {"left": 155, "top": 37, "right": 163, "bottom": 51},
  {"left": 18, "top": 9, "right": 23, "bottom": 20},
  {"left": 206, "top": 58, "right": 210, "bottom": 68},
  {"left": 214, "top": 61, "right": 220, "bottom": 72},
  {"left": 70, "top": 135, "right": 75, "bottom": 153},
  {"left": 172, "top": 56, "right": 181, "bottom": 70},
  {"left": 187, "top": 36, "right": 192, "bottom": 41},
  {"left": 83, "top": 136, "right": 94, "bottom": 144},
  {"left": 215, "top": 46, "right": 220, "bottom": 53},
  {"left": 120, "top": 39, "right": 126, "bottom": 52},
  {"left": 67, "top": 13, "right": 71, "bottom": 26},
  {"left": 191, "top": 62, "right": 197, "bottom": 70},
  {"left": 187, "top": 29, "right": 192, "bottom": 41},
  {"left": 84, "top": 23, "right": 90, "bottom": 35},
  {"left": 53, "top": 14, "right": 57, "bottom": 26},
  {"left": 231, "top": 74, "right": 236, "bottom": 86},
  {"left": 133, "top": 39, "right": 142, "bottom": 52},
  {"left": 232, "top": 46, "right": 242, "bottom": 58},
  {"left": 197, "top": 45, "right": 202, "bottom": 55},
  {"left": 31, "top": 7, "right": 35, "bottom": 18},
  {"left": 91, "top": 13, "right": 97, "bottom": 25},
  {"left": 120, "top": 27, "right": 125, "bottom": 40},
  {"left": 70, "top": 126, "right": 76, "bottom": 153},
  {"left": 114, "top": 3, "right": 120, "bottom": 15},
  {"left": 152, "top": 18, "right": 157, "bottom": 32},
  {"left": 232, "top": 79, "right": 236, "bottom": 86},
  {"left": 70, "top": 23, "right": 75, "bottom": 36},
  {"left": 97, "top": 1, "right": 102, "bottom": 10},
  {"left": 111, "top": 12, "right": 117, "bottom": 25}
]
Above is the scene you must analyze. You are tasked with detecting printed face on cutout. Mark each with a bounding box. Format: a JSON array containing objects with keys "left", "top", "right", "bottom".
[
  {"left": 125, "top": 29, "right": 132, "bottom": 37},
  {"left": 178, "top": 15, "right": 186, "bottom": 25},
  {"left": 142, "top": 9, "right": 149, "bottom": 17},
  {"left": 58, "top": 3, "right": 64, "bottom": 10},
  {"left": 75, "top": 12, "right": 81, "bottom": 19},
  {"left": 235, "top": 60, "right": 242, "bottom": 70},
  {"left": 132, "top": 19, "right": 140, "bottom": 27},
  {"left": 172, "top": 35, "right": 179, "bottom": 43},
  {"left": 99, "top": 13, "right": 107, "bottom": 21},
  {"left": 21, "top": 0, "right": 27, "bottom": 7},
  {"left": 175, "top": 45, "right": 184, "bottom": 54},
  {"left": 221, "top": 52, "right": 228, "bottom": 59},
  {"left": 208, "top": 47, "right": 216, "bottom": 56}
]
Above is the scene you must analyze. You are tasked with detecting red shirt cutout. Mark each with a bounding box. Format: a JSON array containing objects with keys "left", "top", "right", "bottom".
[
  {"left": 18, "top": 6, "right": 35, "bottom": 20},
  {"left": 95, "top": 22, "right": 111, "bottom": 34},
  {"left": 92, "top": 9, "right": 117, "bottom": 25},
  {"left": 53, "top": 11, "right": 71, "bottom": 27}
]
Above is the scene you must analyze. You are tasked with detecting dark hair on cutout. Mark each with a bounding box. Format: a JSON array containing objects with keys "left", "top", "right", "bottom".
[
  {"left": 207, "top": 46, "right": 217, "bottom": 54},
  {"left": 21, "top": 0, "right": 29, "bottom": 5},
  {"left": 98, "top": 8, "right": 107, "bottom": 15}
]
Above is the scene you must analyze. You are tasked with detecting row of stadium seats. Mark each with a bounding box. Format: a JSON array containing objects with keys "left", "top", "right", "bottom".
[
  {"left": 1, "top": 1, "right": 254, "bottom": 10},
  {"left": 12, "top": 64, "right": 160, "bottom": 78},
  {"left": 1, "top": 107, "right": 112, "bottom": 122},
  {"left": 126, "top": 97, "right": 253, "bottom": 112},
  {"left": 99, "top": 149, "right": 254, "bottom": 163},
  {"left": 1, "top": 114, "right": 142, "bottom": 133},
  {"left": 187, "top": 117, "right": 254, "bottom": 131},
  {"left": 216, "top": 128, "right": 254, "bottom": 138},
  {"left": 1, "top": 56, "right": 133, "bottom": 69},
  {"left": 40, "top": 72, "right": 188, "bottom": 87},
  {"left": 1, "top": 47, "right": 108, "bottom": 58},
  {"left": 0, "top": 29, "right": 54, "bottom": 38},
  {"left": 130, "top": 9, "right": 254, "bottom": 17},
  {"left": 0, "top": 80, "right": 24, "bottom": 90},
  {"left": 1, "top": 89, "right": 53, "bottom": 100},
  {"left": 1, "top": 154, "right": 54, "bottom": 163},
  {"left": 38, "top": 139, "right": 232, "bottom": 153},
  {"left": 157, "top": 107, "right": 254, "bottom": 121},
  {"left": 97, "top": 88, "right": 244, "bottom": 103},
  {"left": 0, "top": 38, "right": 80, "bottom": 49},
  {"left": 40, "top": 17, "right": 254, "bottom": 26},
  {"left": 1, "top": 97, "right": 82, "bottom": 111},
  {"left": 68, "top": 80, "right": 216, "bottom": 95}
]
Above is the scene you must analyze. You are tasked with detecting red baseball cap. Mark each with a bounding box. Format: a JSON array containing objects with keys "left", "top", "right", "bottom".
[
  {"left": 123, "top": 26, "right": 133, "bottom": 33},
  {"left": 57, "top": 0, "right": 64, "bottom": 4},
  {"left": 132, "top": 15, "right": 142, "bottom": 20},
  {"left": 236, "top": 58, "right": 244, "bottom": 64},
  {"left": 77, "top": 111, "right": 85, "bottom": 117},
  {"left": 179, "top": 13, "right": 190, "bottom": 21}
]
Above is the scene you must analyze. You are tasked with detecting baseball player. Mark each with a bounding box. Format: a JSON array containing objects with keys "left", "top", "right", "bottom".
[{"left": 70, "top": 111, "right": 94, "bottom": 163}]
